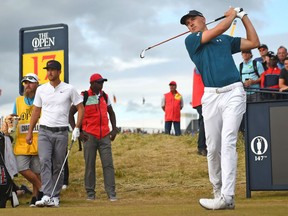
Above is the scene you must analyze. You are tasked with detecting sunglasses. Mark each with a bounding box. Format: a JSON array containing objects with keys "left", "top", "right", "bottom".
[{"left": 22, "top": 76, "right": 38, "bottom": 82}]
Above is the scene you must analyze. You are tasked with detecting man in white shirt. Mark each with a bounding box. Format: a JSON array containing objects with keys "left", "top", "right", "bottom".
[{"left": 26, "top": 60, "right": 84, "bottom": 207}]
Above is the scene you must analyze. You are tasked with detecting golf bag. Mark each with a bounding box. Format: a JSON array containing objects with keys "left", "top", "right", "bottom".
[{"left": 0, "top": 133, "right": 18, "bottom": 208}]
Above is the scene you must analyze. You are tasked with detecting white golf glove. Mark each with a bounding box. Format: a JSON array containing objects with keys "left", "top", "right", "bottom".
[
  {"left": 71, "top": 127, "right": 80, "bottom": 141},
  {"left": 234, "top": 7, "right": 247, "bottom": 19}
]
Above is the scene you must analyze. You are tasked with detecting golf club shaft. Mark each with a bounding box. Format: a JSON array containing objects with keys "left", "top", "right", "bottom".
[
  {"left": 50, "top": 140, "right": 74, "bottom": 198},
  {"left": 145, "top": 30, "right": 190, "bottom": 51},
  {"left": 140, "top": 15, "right": 226, "bottom": 58}
]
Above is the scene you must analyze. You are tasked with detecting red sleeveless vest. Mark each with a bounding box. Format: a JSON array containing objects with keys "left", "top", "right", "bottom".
[
  {"left": 82, "top": 89, "right": 110, "bottom": 139},
  {"left": 192, "top": 68, "right": 204, "bottom": 108},
  {"left": 164, "top": 91, "right": 182, "bottom": 122}
]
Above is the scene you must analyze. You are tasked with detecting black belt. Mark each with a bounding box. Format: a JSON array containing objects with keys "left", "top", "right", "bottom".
[{"left": 40, "top": 125, "right": 69, "bottom": 132}]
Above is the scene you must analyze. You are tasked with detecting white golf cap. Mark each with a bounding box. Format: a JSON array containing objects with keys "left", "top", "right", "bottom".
[{"left": 21, "top": 73, "right": 39, "bottom": 83}]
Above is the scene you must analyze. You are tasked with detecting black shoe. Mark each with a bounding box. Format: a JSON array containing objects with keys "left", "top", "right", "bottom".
[
  {"left": 37, "top": 191, "right": 44, "bottom": 200},
  {"left": 29, "top": 196, "right": 37, "bottom": 207},
  {"left": 20, "top": 185, "right": 32, "bottom": 195},
  {"left": 197, "top": 149, "right": 207, "bottom": 156}
]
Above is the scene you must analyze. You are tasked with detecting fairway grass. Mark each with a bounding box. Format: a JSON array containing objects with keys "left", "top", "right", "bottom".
[{"left": 6, "top": 133, "right": 288, "bottom": 215}]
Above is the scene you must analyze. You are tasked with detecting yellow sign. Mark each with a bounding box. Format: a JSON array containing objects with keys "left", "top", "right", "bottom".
[{"left": 22, "top": 50, "right": 65, "bottom": 85}]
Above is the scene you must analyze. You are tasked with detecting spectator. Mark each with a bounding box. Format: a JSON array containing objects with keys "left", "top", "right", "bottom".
[
  {"left": 180, "top": 7, "right": 259, "bottom": 210},
  {"left": 254, "top": 44, "right": 269, "bottom": 70},
  {"left": 260, "top": 51, "right": 281, "bottom": 89},
  {"left": 26, "top": 60, "right": 84, "bottom": 207},
  {"left": 277, "top": 46, "right": 288, "bottom": 69},
  {"left": 238, "top": 50, "right": 264, "bottom": 102},
  {"left": 260, "top": 51, "right": 281, "bottom": 100},
  {"left": 238, "top": 50, "right": 265, "bottom": 133},
  {"left": 69, "top": 73, "right": 118, "bottom": 201},
  {"left": 12, "top": 73, "right": 42, "bottom": 207},
  {"left": 192, "top": 68, "right": 207, "bottom": 156},
  {"left": 0, "top": 132, "right": 18, "bottom": 208},
  {"left": 161, "top": 81, "right": 183, "bottom": 136},
  {"left": 278, "top": 57, "right": 288, "bottom": 96}
]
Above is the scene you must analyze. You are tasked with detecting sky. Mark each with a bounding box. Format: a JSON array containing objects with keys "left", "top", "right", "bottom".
[{"left": 0, "top": 0, "right": 288, "bottom": 131}]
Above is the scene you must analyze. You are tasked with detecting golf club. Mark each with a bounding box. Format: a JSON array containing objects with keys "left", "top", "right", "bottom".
[
  {"left": 50, "top": 140, "right": 74, "bottom": 198},
  {"left": 140, "top": 15, "right": 226, "bottom": 59}
]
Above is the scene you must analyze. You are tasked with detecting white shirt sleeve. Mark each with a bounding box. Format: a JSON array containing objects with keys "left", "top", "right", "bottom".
[
  {"left": 71, "top": 87, "right": 83, "bottom": 106},
  {"left": 33, "top": 86, "right": 42, "bottom": 107},
  {"left": 161, "top": 95, "right": 165, "bottom": 107}
]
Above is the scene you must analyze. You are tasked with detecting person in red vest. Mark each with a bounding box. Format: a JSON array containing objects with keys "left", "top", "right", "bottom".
[
  {"left": 69, "top": 73, "right": 118, "bottom": 201},
  {"left": 260, "top": 51, "right": 281, "bottom": 89},
  {"left": 192, "top": 68, "right": 207, "bottom": 156},
  {"left": 260, "top": 51, "right": 281, "bottom": 100},
  {"left": 161, "top": 81, "right": 184, "bottom": 136}
]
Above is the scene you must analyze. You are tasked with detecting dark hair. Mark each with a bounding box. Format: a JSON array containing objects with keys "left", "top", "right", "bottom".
[
  {"left": 241, "top": 50, "right": 253, "bottom": 59},
  {"left": 278, "top": 45, "right": 287, "bottom": 53}
]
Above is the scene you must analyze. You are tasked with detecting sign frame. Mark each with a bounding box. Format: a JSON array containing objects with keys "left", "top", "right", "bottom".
[
  {"left": 19, "top": 23, "right": 68, "bottom": 95},
  {"left": 245, "top": 100, "right": 288, "bottom": 198}
]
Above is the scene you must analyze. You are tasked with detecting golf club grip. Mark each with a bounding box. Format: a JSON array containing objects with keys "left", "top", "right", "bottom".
[
  {"left": 213, "top": 15, "right": 226, "bottom": 22},
  {"left": 212, "top": 7, "right": 243, "bottom": 22},
  {"left": 207, "top": 7, "right": 243, "bottom": 25},
  {"left": 205, "top": 15, "right": 226, "bottom": 25}
]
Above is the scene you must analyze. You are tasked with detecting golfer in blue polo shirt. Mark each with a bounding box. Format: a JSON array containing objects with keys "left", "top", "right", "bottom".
[{"left": 180, "top": 7, "right": 260, "bottom": 210}]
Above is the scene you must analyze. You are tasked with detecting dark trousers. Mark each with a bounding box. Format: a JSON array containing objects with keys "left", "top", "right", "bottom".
[
  {"left": 239, "top": 114, "right": 246, "bottom": 133},
  {"left": 84, "top": 133, "right": 116, "bottom": 198},
  {"left": 195, "top": 105, "right": 206, "bottom": 150},
  {"left": 165, "top": 121, "right": 181, "bottom": 136}
]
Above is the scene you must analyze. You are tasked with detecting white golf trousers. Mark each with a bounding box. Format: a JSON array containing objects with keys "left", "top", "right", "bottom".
[{"left": 202, "top": 82, "right": 246, "bottom": 196}]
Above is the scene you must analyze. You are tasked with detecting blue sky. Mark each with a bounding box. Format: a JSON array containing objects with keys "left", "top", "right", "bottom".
[{"left": 0, "top": 0, "right": 287, "bottom": 131}]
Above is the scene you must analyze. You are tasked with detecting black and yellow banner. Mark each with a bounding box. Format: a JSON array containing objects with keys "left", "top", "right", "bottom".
[{"left": 19, "top": 24, "right": 68, "bottom": 94}]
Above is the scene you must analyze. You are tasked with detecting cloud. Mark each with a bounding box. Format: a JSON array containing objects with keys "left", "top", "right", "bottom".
[{"left": 0, "top": 0, "right": 286, "bottom": 129}]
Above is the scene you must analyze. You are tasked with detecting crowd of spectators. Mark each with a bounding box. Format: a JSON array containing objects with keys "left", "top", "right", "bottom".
[{"left": 239, "top": 44, "right": 288, "bottom": 101}]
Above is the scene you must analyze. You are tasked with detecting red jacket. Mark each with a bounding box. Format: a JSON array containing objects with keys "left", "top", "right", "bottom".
[
  {"left": 164, "top": 91, "right": 182, "bottom": 122},
  {"left": 192, "top": 68, "right": 204, "bottom": 108},
  {"left": 82, "top": 89, "right": 110, "bottom": 139},
  {"left": 260, "top": 67, "right": 281, "bottom": 89}
]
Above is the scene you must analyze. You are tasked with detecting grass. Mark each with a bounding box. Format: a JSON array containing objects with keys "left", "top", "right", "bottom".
[{"left": 5, "top": 133, "right": 288, "bottom": 215}]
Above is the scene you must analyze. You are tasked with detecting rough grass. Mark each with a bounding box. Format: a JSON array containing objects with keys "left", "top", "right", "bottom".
[{"left": 6, "top": 133, "right": 288, "bottom": 215}]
